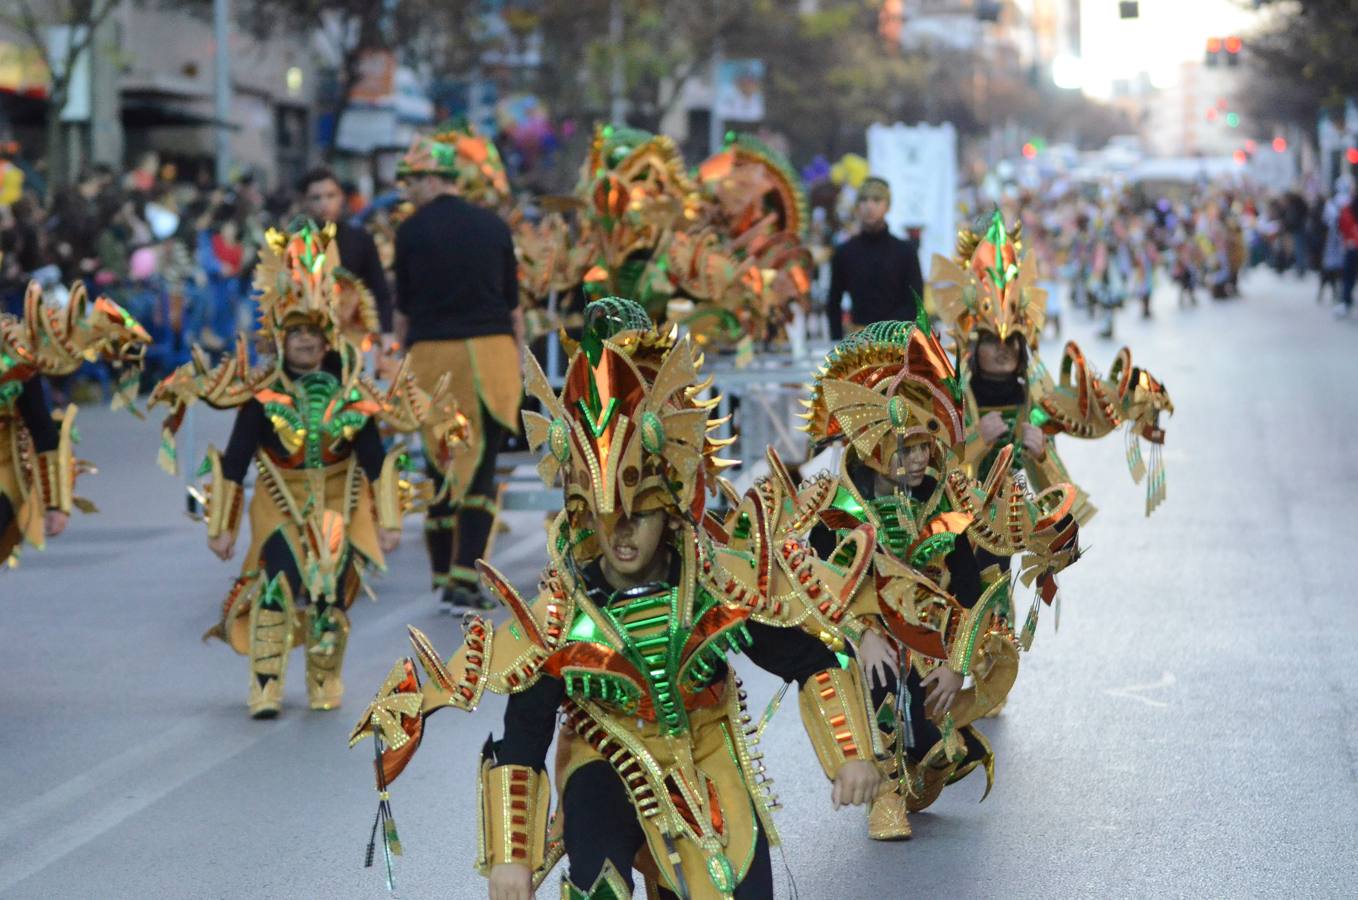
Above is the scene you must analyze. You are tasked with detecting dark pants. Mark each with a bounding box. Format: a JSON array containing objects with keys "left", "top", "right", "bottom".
[
  {"left": 424, "top": 406, "right": 506, "bottom": 591},
  {"left": 0, "top": 494, "right": 16, "bottom": 558},
  {"left": 562, "top": 760, "right": 774, "bottom": 897},
  {"left": 867, "top": 662, "right": 940, "bottom": 763},
  {"left": 1342, "top": 248, "right": 1358, "bottom": 310}
]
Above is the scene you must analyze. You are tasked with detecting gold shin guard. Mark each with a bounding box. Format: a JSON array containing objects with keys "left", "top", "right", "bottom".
[
  {"left": 305, "top": 606, "right": 350, "bottom": 711},
  {"left": 867, "top": 697, "right": 912, "bottom": 841},
  {"left": 247, "top": 574, "right": 294, "bottom": 718},
  {"left": 561, "top": 861, "right": 632, "bottom": 900}
]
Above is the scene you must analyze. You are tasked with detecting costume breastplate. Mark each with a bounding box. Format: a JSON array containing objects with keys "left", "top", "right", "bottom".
[
  {"left": 560, "top": 582, "right": 751, "bottom": 737},
  {"left": 258, "top": 371, "right": 371, "bottom": 469}
]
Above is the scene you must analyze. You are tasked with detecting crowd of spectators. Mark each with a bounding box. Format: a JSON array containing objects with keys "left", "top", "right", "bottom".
[{"left": 0, "top": 153, "right": 370, "bottom": 398}]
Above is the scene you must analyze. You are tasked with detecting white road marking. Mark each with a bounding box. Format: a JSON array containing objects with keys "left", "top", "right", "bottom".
[{"left": 1103, "top": 671, "right": 1176, "bottom": 708}]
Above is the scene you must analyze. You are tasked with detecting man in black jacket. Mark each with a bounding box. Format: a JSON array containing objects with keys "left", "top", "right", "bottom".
[
  {"left": 826, "top": 176, "right": 924, "bottom": 339},
  {"left": 393, "top": 132, "right": 524, "bottom": 609},
  {"left": 300, "top": 167, "right": 394, "bottom": 341}
]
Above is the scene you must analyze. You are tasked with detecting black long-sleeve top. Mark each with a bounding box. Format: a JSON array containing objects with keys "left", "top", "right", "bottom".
[
  {"left": 13, "top": 377, "right": 60, "bottom": 453},
  {"left": 826, "top": 228, "right": 923, "bottom": 340},
  {"left": 494, "top": 557, "right": 843, "bottom": 770},
  {"left": 219, "top": 359, "right": 386, "bottom": 484},
  {"left": 394, "top": 194, "right": 518, "bottom": 345},
  {"left": 336, "top": 221, "right": 393, "bottom": 333}
]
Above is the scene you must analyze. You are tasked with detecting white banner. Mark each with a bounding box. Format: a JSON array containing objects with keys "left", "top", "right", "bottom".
[{"left": 866, "top": 122, "right": 958, "bottom": 278}]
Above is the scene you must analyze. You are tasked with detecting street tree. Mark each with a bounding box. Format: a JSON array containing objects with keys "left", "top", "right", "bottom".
[
  {"left": 0, "top": 0, "right": 121, "bottom": 192},
  {"left": 1235, "top": 0, "right": 1358, "bottom": 130}
]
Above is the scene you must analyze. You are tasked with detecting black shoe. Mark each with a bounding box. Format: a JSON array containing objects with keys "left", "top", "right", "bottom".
[{"left": 442, "top": 585, "right": 497, "bottom": 610}]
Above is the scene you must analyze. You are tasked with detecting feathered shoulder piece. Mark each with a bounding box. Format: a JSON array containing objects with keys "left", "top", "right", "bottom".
[
  {"left": 1031, "top": 341, "right": 1174, "bottom": 515},
  {"left": 1, "top": 281, "right": 148, "bottom": 408}
]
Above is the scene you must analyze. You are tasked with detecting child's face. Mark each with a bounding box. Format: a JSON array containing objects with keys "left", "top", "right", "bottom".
[
  {"left": 975, "top": 333, "right": 1024, "bottom": 377},
  {"left": 897, "top": 440, "right": 931, "bottom": 488},
  {"left": 283, "top": 325, "right": 327, "bottom": 371},
  {"left": 591, "top": 508, "right": 669, "bottom": 580}
]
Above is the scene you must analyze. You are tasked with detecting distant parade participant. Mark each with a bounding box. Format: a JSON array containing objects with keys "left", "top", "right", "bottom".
[
  {"left": 392, "top": 128, "right": 523, "bottom": 609},
  {"left": 0, "top": 281, "right": 149, "bottom": 566},
  {"left": 826, "top": 176, "right": 924, "bottom": 339},
  {"left": 148, "top": 222, "right": 465, "bottom": 718},
  {"left": 931, "top": 212, "right": 1174, "bottom": 617},
  {"left": 299, "top": 166, "right": 394, "bottom": 342}
]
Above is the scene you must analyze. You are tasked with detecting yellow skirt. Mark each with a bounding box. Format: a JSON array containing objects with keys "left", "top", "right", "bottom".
[
  {"left": 406, "top": 335, "right": 522, "bottom": 497},
  {"left": 212, "top": 458, "right": 381, "bottom": 654}
]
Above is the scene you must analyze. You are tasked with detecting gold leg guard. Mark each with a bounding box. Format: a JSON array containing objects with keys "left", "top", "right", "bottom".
[
  {"left": 247, "top": 574, "right": 293, "bottom": 719},
  {"left": 305, "top": 606, "right": 349, "bottom": 711},
  {"left": 868, "top": 700, "right": 912, "bottom": 840}
]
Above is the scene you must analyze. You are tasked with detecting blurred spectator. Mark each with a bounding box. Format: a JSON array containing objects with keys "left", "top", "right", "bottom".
[{"left": 300, "top": 166, "right": 393, "bottom": 338}]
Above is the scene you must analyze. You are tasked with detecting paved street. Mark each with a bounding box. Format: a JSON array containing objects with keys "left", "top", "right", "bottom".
[{"left": 2, "top": 269, "right": 1355, "bottom": 900}]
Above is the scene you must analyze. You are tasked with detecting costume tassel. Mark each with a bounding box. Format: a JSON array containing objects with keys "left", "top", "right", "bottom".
[
  {"left": 1144, "top": 442, "right": 1165, "bottom": 516},
  {"left": 1124, "top": 426, "right": 1145, "bottom": 483},
  {"left": 756, "top": 682, "right": 789, "bottom": 741},
  {"left": 157, "top": 426, "right": 178, "bottom": 475},
  {"left": 364, "top": 715, "right": 402, "bottom": 892}
]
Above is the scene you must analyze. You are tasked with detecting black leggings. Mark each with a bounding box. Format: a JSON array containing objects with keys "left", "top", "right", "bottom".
[
  {"left": 562, "top": 760, "right": 774, "bottom": 898},
  {"left": 424, "top": 406, "right": 506, "bottom": 587},
  {"left": 0, "top": 494, "right": 16, "bottom": 557}
]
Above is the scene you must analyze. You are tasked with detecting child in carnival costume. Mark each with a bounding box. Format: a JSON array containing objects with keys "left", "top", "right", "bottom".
[
  {"left": 149, "top": 221, "right": 467, "bottom": 718},
  {"left": 350, "top": 298, "right": 886, "bottom": 899},
  {"left": 932, "top": 211, "right": 1174, "bottom": 527},
  {"left": 788, "top": 317, "right": 1081, "bottom": 841},
  {"left": 0, "top": 280, "right": 149, "bottom": 565}
]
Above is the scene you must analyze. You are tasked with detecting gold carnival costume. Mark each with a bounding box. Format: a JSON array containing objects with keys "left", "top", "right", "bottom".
[
  {"left": 788, "top": 317, "right": 1082, "bottom": 837},
  {"left": 515, "top": 126, "right": 814, "bottom": 347},
  {"left": 149, "top": 221, "right": 466, "bottom": 716},
  {"left": 351, "top": 298, "right": 884, "bottom": 899},
  {"left": 0, "top": 281, "right": 148, "bottom": 564},
  {"left": 931, "top": 211, "right": 1175, "bottom": 521}
]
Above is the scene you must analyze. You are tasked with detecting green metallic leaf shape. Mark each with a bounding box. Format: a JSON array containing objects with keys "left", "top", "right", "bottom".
[{"left": 639, "top": 410, "right": 665, "bottom": 455}]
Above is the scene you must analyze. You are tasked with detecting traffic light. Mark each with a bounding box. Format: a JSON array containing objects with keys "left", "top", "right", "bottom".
[
  {"left": 1119, "top": 1, "right": 1139, "bottom": 18},
  {"left": 1225, "top": 36, "right": 1242, "bottom": 67},
  {"left": 976, "top": 1, "right": 1001, "bottom": 22},
  {"left": 1272, "top": 136, "right": 1287, "bottom": 152},
  {"left": 1205, "top": 37, "right": 1222, "bottom": 67}
]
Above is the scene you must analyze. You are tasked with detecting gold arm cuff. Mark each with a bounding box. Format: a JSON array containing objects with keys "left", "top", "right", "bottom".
[
  {"left": 798, "top": 664, "right": 878, "bottom": 779},
  {"left": 374, "top": 447, "right": 405, "bottom": 531},
  {"left": 477, "top": 762, "right": 550, "bottom": 874},
  {"left": 204, "top": 446, "right": 244, "bottom": 540}
]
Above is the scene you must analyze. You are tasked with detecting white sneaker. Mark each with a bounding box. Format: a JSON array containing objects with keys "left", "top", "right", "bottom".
[{"left": 1334, "top": 305, "right": 1350, "bottom": 319}]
